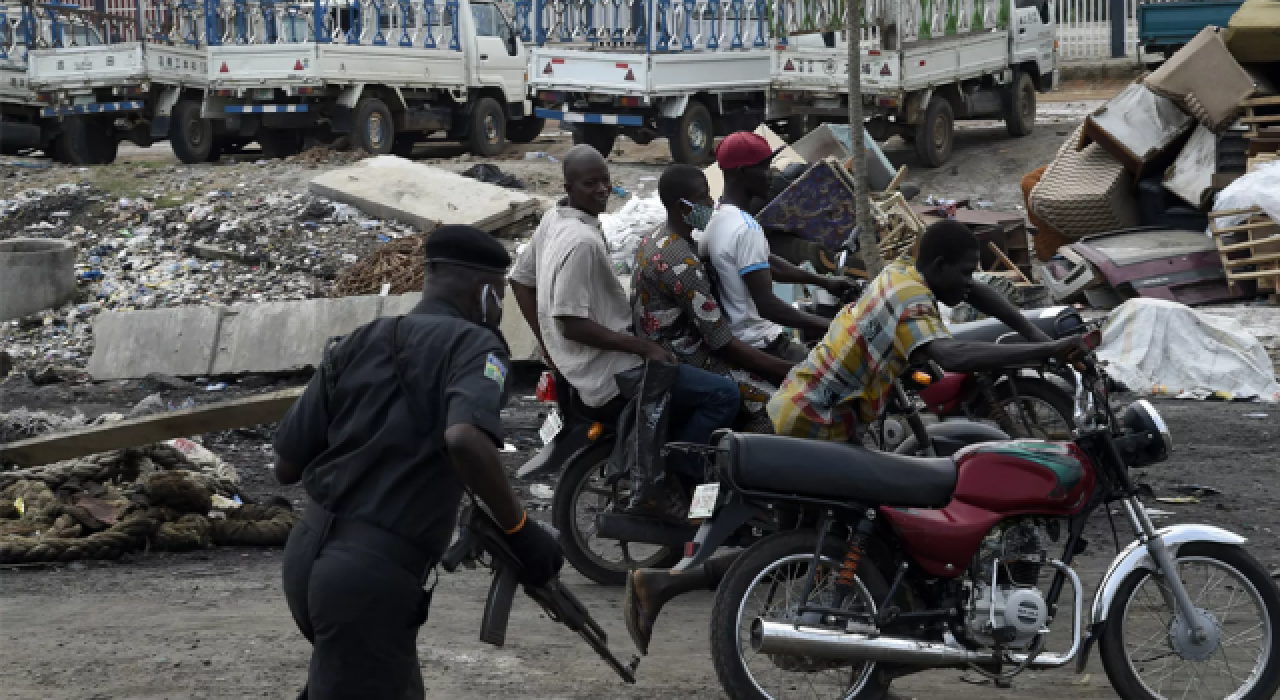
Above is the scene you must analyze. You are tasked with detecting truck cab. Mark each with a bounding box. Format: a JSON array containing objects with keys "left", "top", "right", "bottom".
[{"left": 204, "top": 0, "right": 537, "bottom": 157}]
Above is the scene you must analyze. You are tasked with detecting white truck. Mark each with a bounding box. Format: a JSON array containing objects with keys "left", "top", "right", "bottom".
[
  {"left": 768, "top": 0, "right": 1059, "bottom": 166},
  {"left": 524, "top": 0, "right": 778, "bottom": 164},
  {"left": 202, "top": 0, "right": 541, "bottom": 157},
  {"left": 24, "top": 0, "right": 213, "bottom": 164}
]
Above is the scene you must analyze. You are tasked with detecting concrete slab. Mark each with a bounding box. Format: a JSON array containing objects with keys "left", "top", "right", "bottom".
[
  {"left": 379, "top": 289, "right": 542, "bottom": 362},
  {"left": 87, "top": 306, "right": 224, "bottom": 381},
  {"left": 308, "top": 156, "right": 542, "bottom": 233},
  {"left": 210, "top": 296, "right": 383, "bottom": 375}
]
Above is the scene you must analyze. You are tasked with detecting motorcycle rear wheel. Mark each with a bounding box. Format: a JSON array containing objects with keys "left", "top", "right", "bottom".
[
  {"left": 710, "top": 529, "right": 891, "bottom": 700},
  {"left": 551, "top": 446, "right": 682, "bottom": 586},
  {"left": 1098, "top": 542, "right": 1280, "bottom": 700}
]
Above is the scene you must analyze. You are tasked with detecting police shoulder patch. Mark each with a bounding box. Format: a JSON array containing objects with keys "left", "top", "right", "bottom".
[{"left": 483, "top": 352, "right": 507, "bottom": 388}]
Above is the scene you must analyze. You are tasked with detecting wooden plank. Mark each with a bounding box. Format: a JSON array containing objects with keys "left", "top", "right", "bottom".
[
  {"left": 1211, "top": 220, "right": 1278, "bottom": 234},
  {"left": 1243, "top": 96, "right": 1280, "bottom": 106},
  {"left": 1209, "top": 207, "right": 1264, "bottom": 218},
  {"left": 1222, "top": 251, "right": 1280, "bottom": 267},
  {"left": 1217, "top": 237, "right": 1280, "bottom": 253},
  {"left": 0, "top": 388, "right": 304, "bottom": 467},
  {"left": 1240, "top": 115, "right": 1280, "bottom": 125},
  {"left": 1224, "top": 268, "right": 1280, "bottom": 282}
]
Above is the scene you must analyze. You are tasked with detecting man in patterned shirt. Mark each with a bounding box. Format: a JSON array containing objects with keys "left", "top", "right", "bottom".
[
  {"left": 630, "top": 165, "right": 795, "bottom": 431},
  {"left": 769, "top": 219, "right": 1090, "bottom": 441}
]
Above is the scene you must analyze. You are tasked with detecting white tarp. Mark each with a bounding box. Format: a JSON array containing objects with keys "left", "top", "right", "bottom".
[
  {"left": 1211, "top": 161, "right": 1280, "bottom": 234},
  {"left": 600, "top": 194, "right": 664, "bottom": 273},
  {"left": 1098, "top": 298, "right": 1280, "bottom": 402}
]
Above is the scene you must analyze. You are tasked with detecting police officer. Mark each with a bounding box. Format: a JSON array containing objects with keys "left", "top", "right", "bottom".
[{"left": 274, "top": 225, "right": 563, "bottom": 699}]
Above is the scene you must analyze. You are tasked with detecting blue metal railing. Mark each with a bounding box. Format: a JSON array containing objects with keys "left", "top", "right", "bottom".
[
  {"left": 523, "top": 0, "right": 775, "bottom": 51},
  {"left": 202, "top": 0, "right": 460, "bottom": 49}
]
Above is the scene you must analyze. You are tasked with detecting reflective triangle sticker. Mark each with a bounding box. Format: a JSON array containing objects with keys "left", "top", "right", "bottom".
[
  {"left": 880, "top": 63, "right": 891, "bottom": 76},
  {"left": 624, "top": 68, "right": 634, "bottom": 81},
  {"left": 542, "top": 61, "right": 553, "bottom": 75},
  {"left": 294, "top": 59, "right": 304, "bottom": 70},
  {"left": 783, "top": 59, "right": 794, "bottom": 71},
  {"left": 219, "top": 62, "right": 229, "bottom": 73}
]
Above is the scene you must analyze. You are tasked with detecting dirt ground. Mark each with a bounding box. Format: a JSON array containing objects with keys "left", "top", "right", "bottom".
[{"left": 7, "top": 85, "right": 1280, "bottom": 699}]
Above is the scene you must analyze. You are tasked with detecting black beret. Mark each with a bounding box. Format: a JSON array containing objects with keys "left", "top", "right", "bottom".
[{"left": 423, "top": 224, "right": 511, "bottom": 273}]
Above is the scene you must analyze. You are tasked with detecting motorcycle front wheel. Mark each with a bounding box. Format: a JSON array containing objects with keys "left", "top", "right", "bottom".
[
  {"left": 710, "top": 529, "right": 891, "bottom": 700},
  {"left": 550, "top": 446, "right": 681, "bottom": 586},
  {"left": 1098, "top": 542, "right": 1280, "bottom": 700}
]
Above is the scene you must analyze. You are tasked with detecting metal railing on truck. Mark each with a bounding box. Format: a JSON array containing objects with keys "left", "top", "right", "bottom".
[
  {"left": 29, "top": 0, "right": 207, "bottom": 48},
  {"left": 202, "top": 0, "right": 467, "bottom": 50},
  {"left": 0, "top": 2, "right": 39, "bottom": 61},
  {"left": 515, "top": 0, "right": 1012, "bottom": 53}
]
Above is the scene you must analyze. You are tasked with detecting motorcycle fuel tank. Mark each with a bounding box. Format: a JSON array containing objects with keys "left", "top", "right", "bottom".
[{"left": 881, "top": 440, "right": 1096, "bottom": 577}]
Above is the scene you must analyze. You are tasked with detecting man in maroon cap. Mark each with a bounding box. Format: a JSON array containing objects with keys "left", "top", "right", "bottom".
[{"left": 699, "top": 131, "right": 857, "bottom": 363}]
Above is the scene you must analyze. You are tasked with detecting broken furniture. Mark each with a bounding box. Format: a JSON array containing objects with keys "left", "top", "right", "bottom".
[
  {"left": 1209, "top": 206, "right": 1280, "bottom": 300},
  {"left": 1068, "top": 227, "right": 1251, "bottom": 307},
  {"left": 1083, "top": 82, "right": 1195, "bottom": 179},
  {"left": 1145, "top": 26, "right": 1256, "bottom": 132},
  {"left": 1030, "top": 127, "right": 1141, "bottom": 239}
]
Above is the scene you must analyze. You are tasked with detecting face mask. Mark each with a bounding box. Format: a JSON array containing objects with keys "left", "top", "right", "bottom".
[
  {"left": 480, "top": 283, "right": 503, "bottom": 326},
  {"left": 681, "top": 199, "right": 715, "bottom": 231}
]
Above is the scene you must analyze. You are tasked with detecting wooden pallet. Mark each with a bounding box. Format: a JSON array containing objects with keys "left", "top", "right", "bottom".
[
  {"left": 1240, "top": 97, "right": 1280, "bottom": 140},
  {"left": 1209, "top": 206, "right": 1280, "bottom": 295}
]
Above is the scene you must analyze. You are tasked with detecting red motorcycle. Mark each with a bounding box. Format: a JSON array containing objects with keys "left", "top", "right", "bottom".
[{"left": 685, "top": 353, "right": 1280, "bottom": 700}]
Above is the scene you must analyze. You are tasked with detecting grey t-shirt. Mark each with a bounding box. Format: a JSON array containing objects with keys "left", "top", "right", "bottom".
[{"left": 511, "top": 205, "right": 641, "bottom": 407}]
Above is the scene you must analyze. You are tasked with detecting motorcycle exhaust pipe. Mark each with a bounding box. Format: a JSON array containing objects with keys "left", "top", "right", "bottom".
[
  {"left": 752, "top": 620, "right": 993, "bottom": 665},
  {"left": 596, "top": 513, "right": 698, "bottom": 549}
]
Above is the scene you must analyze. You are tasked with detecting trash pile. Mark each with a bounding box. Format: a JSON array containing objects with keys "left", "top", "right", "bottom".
[
  {"left": 1027, "top": 26, "right": 1280, "bottom": 308},
  {"left": 0, "top": 407, "right": 298, "bottom": 564},
  {"left": 0, "top": 163, "right": 420, "bottom": 375}
]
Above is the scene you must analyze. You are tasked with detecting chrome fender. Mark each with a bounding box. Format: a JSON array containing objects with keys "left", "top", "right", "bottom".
[{"left": 1091, "top": 524, "right": 1248, "bottom": 625}]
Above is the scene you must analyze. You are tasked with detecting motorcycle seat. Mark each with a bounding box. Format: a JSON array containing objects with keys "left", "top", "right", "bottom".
[{"left": 722, "top": 433, "right": 956, "bottom": 508}]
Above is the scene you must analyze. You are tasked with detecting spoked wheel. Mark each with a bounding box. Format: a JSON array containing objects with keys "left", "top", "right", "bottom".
[
  {"left": 710, "top": 530, "right": 891, "bottom": 700},
  {"left": 1099, "top": 542, "right": 1280, "bottom": 700},
  {"left": 550, "top": 447, "right": 680, "bottom": 586},
  {"left": 984, "top": 377, "right": 1075, "bottom": 440}
]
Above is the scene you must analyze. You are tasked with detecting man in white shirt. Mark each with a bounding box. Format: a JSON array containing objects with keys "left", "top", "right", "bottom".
[
  {"left": 509, "top": 145, "right": 740, "bottom": 484},
  {"left": 699, "top": 132, "right": 857, "bottom": 362}
]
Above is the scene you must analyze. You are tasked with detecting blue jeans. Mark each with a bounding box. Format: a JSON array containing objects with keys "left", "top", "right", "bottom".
[{"left": 666, "top": 364, "right": 740, "bottom": 480}]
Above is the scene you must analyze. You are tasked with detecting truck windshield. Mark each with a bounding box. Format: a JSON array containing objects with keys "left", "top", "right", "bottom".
[{"left": 66, "top": 23, "right": 104, "bottom": 46}]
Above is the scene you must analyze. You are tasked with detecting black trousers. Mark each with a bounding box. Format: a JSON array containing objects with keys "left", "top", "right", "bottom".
[{"left": 282, "top": 518, "right": 432, "bottom": 700}]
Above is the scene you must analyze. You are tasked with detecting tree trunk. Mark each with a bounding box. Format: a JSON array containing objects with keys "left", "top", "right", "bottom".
[{"left": 848, "top": 0, "right": 885, "bottom": 277}]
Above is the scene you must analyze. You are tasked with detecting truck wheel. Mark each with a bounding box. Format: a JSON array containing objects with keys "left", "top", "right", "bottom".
[
  {"left": 913, "top": 97, "right": 954, "bottom": 168},
  {"left": 92, "top": 132, "right": 118, "bottom": 165},
  {"left": 353, "top": 97, "right": 394, "bottom": 155},
  {"left": 258, "top": 128, "right": 303, "bottom": 159},
  {"left": 573, "top": 123, "right": 617, "bottom": 157},
  {"left": 671, "top": 99, "right": 714, "bottom": 165},
  {"left": 1004, "top": 71, "right": 1036, "bottom": 138},
  {"left": 169, "top": 100, "right": 213, "bottom": 164},
  {"left": 506, "top": 116, "right": 546, "bottom": 144},
  {"left": 54, "top": 116, "right": 115, "bottom": 165},
  {"left": 468, "top": 97, "right": 507, "bottom": 157}
]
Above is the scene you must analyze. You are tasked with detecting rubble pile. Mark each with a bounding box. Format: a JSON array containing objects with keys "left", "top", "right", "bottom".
[{"left": 0, "top": 163, "right": 421, "bottom": 375}]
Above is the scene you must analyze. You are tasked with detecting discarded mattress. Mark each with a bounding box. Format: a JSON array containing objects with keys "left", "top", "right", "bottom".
[
  {"left": 1030, "top": 128, "right": 1140, "bottom": 238},
  {"left": 1021, "top": 165, "right": 1072, "bottom": 261},
  {"left": 755, "top": 156, "right": 858, "bottom": 252},
  {"left": 1226, "top": 0, "right": 1280, "bottom": 64},
  {"left": 1083, "top": 82, "right": 1194, "bottom": 178},
  {"left": 1098, "top": 298, "right": 1280, "bottom": 402},
  {"left": 1069, "top": 227, "right": 1250, "bottom": 307},
  {"left": 1163, "top": 125, "right": 1218, "bottom": 209},
  {"left": 1146, "top": 26, "right": 1255, "bottom": 132}
]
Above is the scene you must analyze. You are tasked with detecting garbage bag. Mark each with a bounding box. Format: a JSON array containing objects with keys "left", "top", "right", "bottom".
[
  {"left": 606, "top": 361, "right": 680, "bottom": 504},
  {"left": 461, "top": 163, "right": 527, "bottom": 190}
]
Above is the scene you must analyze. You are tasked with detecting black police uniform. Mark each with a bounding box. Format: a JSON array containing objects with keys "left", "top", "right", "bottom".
[{"left": 275, "top": 297, "right": 510, "bottom": 699}]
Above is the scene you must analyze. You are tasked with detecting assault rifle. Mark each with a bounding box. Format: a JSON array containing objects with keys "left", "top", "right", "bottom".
[{"left": 441, "top": 504, "right": 639, "bottom": 683}]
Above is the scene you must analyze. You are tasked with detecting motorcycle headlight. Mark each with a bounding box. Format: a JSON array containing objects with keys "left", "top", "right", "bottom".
[{"left": 1117, "top": 399, "right": 1172, "bottom": 467}]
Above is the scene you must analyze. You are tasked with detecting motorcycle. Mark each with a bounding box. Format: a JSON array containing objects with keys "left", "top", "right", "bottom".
[
  {"left": 522, "top": 367, "right": 1008, "bottom": 586},
  {"left": 687, "top": 347, "right": 1280, "bottom": 700}
]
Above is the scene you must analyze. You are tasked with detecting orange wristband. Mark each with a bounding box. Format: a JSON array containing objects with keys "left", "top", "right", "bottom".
[{"left": 505, "top": 511, "right": 528, "bottom": 535}]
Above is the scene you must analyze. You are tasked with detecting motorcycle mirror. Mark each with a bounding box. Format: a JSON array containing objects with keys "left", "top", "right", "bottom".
[{"left": 842, "top": 226, "right": 861, "bottom": 254}]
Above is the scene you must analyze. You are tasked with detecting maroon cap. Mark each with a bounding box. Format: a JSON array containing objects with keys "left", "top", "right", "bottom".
[{"left": 714, "top": 131, "right": 780, "bottom": 170}]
